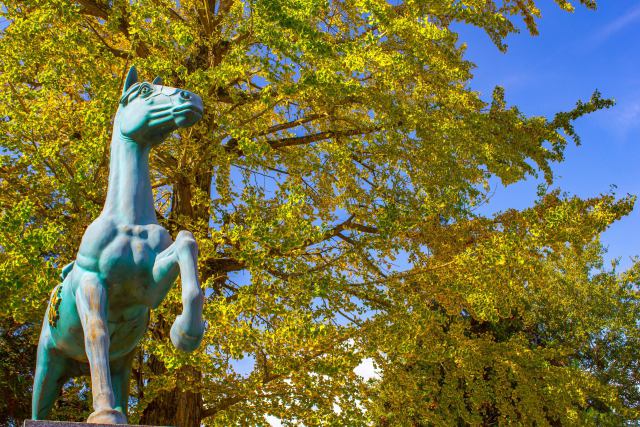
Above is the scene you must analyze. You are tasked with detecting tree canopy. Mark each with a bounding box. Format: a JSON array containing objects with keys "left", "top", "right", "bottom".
[{"left": 0, "top": 0, "right": 638, "bottom": 425}]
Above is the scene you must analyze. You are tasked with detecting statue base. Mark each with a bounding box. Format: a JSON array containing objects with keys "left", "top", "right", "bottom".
[{"left": 24, "top": 421, "right": 168, "bottom": 427}]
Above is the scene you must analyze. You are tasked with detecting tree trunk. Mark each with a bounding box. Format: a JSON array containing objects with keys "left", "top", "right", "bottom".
[
  {"left": 140, "top": 363, "right": 203, "bottom": 427},
  {"left": 176, "top": 366, "right": 203, "bottom": 426},
  {"left": 140, "top": 388, "right": 177, "bottom": 425}
]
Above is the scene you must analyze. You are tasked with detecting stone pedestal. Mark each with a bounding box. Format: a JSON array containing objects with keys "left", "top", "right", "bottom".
[{"left": 24, "top": 421, "right": 167, "bottom": 427}]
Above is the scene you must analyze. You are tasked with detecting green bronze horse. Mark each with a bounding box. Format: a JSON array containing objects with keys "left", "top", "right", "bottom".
[{"left": 32, "top": 66, "right": 206, "bottom": 424}]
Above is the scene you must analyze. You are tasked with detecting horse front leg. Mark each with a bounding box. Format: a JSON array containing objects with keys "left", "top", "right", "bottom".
[
  {"left": 151, "top": 230, "right": 205, "bottom": 352},
  {"left": 76, "top": 272, "right": 127, "bottom": 424}
]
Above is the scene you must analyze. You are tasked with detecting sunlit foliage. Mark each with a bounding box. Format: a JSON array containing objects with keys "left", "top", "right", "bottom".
[{"left": 0, "top": 0, "right": 637, "bottom": 425}]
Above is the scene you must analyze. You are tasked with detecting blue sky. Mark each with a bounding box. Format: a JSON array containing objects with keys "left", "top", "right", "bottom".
[{"left": 457, "top": 2, "right": 640, "bottom": 270}]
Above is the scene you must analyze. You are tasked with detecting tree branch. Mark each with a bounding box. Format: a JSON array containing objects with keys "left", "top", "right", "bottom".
[
  {"left": 347, "top": 221, "right": 378, "bottom": 234},
  {"left": 268, "top": 127, "right": 377, "bottom": 149},
  {"left": 83, "top": 18, "right": 129, "bottom": 59},
  {"left": 210, "top": 0, "right": 235, "bottom": 31},
  {"left": 150, "top": 0, "right": 186, "bottom": 22},
  {"left": 76, "top": 0, "right": 108, "bottom": 20},
  {"left": 200, "top": 331, "right": 357, "bottom": 419},
  {"left": 224, "top": 113, "right": 325, "bottom": 153},
  {"left": 201, "top": 256, "right": 246, "bottom": 277},
  {"left": 76, "top": 0, "right": 150, "bottom": 57},
  {"left": 259, "top": 113, "right": 326, "bottom": 135}
]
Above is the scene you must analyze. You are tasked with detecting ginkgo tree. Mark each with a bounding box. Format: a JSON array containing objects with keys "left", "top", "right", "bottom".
[{"left": 0, "top": 0, "right": 638, "bottom": 426}]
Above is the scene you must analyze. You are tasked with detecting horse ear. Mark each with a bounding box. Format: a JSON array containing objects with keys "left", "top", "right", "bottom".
[
  {"left": 122, "top": 66, "right": 138, "bottom": 96},
  {"left": 152, "top": 76, "right": 163, "bottom": 85}
]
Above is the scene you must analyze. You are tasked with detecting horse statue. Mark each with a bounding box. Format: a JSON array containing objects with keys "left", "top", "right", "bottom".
[{"left": 32, "top": 66, "right": 206, "bottom": 424}]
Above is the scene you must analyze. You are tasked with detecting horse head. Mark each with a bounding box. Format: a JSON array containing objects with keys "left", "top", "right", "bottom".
[{"left": 116, "top": 66, "right": 203, "bottom": 145}]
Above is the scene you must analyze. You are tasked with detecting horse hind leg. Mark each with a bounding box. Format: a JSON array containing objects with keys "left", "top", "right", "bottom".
[
  {"left": 110, "top": 349, "right": 136, "bottom": 419},
  {"left": 32, "top": 323, "right": 70, "bottom": 420}
]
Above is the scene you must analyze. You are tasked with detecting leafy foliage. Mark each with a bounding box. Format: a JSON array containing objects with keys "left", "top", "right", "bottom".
[
  {"left": 0, "top": 0, "right": 637, "bottom": 425},
  {"left": 0, "top": 320, "right": 35, "bottom": 427}
]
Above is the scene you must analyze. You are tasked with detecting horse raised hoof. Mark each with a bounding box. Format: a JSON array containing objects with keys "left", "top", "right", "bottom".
[
  {"left": 170, "top": 314, "right": 205, "bottom": 352},
  {"left": 87, "top": 407, "right": 127, "bottom": 424}
]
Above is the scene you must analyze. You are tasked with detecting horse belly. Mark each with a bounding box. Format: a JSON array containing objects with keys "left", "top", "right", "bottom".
[
  {"left": 108, "top": 310, "right": 150, "bottom": 358},
  {"left": 48, "top": 289, "right": 150, "bottom": 361}
]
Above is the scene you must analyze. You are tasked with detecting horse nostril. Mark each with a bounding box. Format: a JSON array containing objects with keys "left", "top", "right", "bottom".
[{"left": 180, "top": 91, "right": 191, "bottom": 100}]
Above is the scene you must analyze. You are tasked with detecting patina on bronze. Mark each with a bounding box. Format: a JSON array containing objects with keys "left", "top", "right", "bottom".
[{"left": 32, "top": 67, "right": 206, "bottom": 424}]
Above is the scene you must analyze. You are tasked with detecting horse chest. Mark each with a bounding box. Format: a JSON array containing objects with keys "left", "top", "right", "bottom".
[{"left": 98, "top": 224, "right": 168, "bottom": 287}]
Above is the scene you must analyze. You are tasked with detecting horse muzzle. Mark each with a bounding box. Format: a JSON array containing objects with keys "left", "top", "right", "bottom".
[{"left": 172, "top": 95, "right": 204, "bottom": 128}]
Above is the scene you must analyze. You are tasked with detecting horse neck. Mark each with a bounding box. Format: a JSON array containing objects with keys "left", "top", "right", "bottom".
[{"left": 102, "top": 118, "right": 157, "bottom": 225}]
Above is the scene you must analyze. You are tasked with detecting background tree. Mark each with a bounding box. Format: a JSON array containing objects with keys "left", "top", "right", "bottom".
[{"left": 0, "top": 0, "right": 638, "bottom": 426}]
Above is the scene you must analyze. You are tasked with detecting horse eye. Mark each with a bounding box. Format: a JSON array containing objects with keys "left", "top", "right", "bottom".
[{"left": 140, "top": 86, "right": 152, "bottom": 95}]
